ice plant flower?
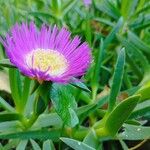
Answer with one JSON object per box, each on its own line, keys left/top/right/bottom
{"left": 83, "top": 0, "right": 92, "bottom": 7}
{"left": 0, "top": 22, "right": 91, "bottom": 83}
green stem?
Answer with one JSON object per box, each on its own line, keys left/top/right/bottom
{"left": 73, "top": 128, "right": 89, "bottom": 140}
{"left": 23, "top": 113, "right": 38, "bottom": 130}
{"left": 91, "top": 85, "right": 98, "bottom": 102}
{"left": 95, "top": 127, "right": 109, "bottom": 137}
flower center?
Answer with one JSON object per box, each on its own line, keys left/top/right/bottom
{"left": 26, "top": 49, "right": 68, "bottom": 76}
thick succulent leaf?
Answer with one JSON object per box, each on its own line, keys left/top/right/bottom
{"left": 16, "top": 140, "right": 28, "bottom": 150}
{"left": 0, "top": 121, "right": 21, "bottom": 133}
{"left": 9, "top": 69, "right": 23, "bottom": 111}
{"left": 43, "top": 140, "right": 55, "bottom": 150}
{"left": 30, "top": 139, "right": 41, "bottom": 150}
{"left": 0, "top": 96, "right": 15, "bottom": 112}
{"left": 108, "top": 48, "right": 125, "bottom": 111}
{"left": 105, "top": 95, "right": 140, "bottom": 136}
{"left": 121, "top": 0, "right": 138, "bottom": 19}
{"left": 119, "top": 139, "right": 128, "bottom": 150}
{"left": 128, "top": 31, "right": 150, "bottom": 54}
{"left": 91, "top": 39, "right": 105, "bottom": 99}
{"left": 50, "top": 83, "right": 79, "bottom": 127}
{"left": 119, "top": 124, "right": 150, "bottom": 140}
{"left": 33, "top": 113, "right": 62, "bottom": 128}
{"left": 0, "top": 129, "right": 60, "bottom": 140}
{"left": 129, "top": 100, "right": 150, "bottom": 119}
{"left": 96, "top": 0, "right": 121, "bottom": 19}
{"left": 61, "top": 138, "right": 95, "bottom": 150}
{"left": 104, "top": 17, "right": 123, "bottom": 48}
{"left": 70, "top": 78, "right": 91, "bottom": 92}
{"left": 83, "top": 129, "right": 100, "bottom": 149}
{"left": 0, "top": 113, "right": 21, "bottom": 122}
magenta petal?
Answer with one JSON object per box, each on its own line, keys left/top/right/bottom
{"left": 0, "top": 22, "right": 91, "bottom": 83}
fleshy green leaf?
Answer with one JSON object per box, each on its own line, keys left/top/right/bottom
{"left": 136, "top": 82, "right": 150, "bottom": 101}
{"left": 128, "top": 31, "right": 150, "bottom": 54}
{"left": 0, "top": 113, "right": 21, "bottom": 122}
{"left": 118, "top": 35, "right": 149, "bottom": 73}
{"left": 62, "top": 0, "right": 78, "bottom": 16}
{"left": 83, "top": 129, "right": 99, "bottom": 149}
{"left": 0, "top": 96, "right": 15, "bottom": 112}
{"left": 129, "top": 100, "right": 150, "bottom": 119}
{"left": 96, "top": 0, "right": 121, "bottom": 20}
{"left": 0, "top": 129, "right": 60, "bottom": 140}
{"left": 30, "top": 139, "right": 41, "bottom": 150}
{"left": 51, "top": 0, "right": 62, "bottom": 13}
{"left": 50, "top": 83, "right": 79, "bottom": 127}
{"left": 22, "top": 77, "right": 31, "bottom": 106}
{"left": 91, "top": 39, "right": 105, "bottom": 100}
{"left": 119, "top": 139, "right": 128, "bottom": 150}
{"left": 121, "top": 0, "right": 138, "bottom": 19}
{"left": 0, "top": 121, "right": 21, "bottom": 132}
{"left": 3, "top": 139, "right": 19, "bottom": 150}
{"left": 16, "top": 140, "right": 28, "bottom": 150}
{"left": 35, "top": 96, "right": 46, "bottom": 115}
{"left": 104, "top": 17, "right": 123, "bottom": 48}
{"left": 70, "top": 78, "right": 91, "bottom": 92}
{"left": 43, "top": 140, "right": 55, "bottom": 150}
{"left": 130, "top": 14, "right": 150, "bottom": 30}
{"left": 29, "top": 12, "right": 54, "bottom": 20}
{"left": 77, "top": 104, "right": 97, "bottom": 116}
{"left": 108, "top": 48, "right": 126, "bottom": 111}
{"left": 9, "top": 68, "right": 23, "bottom": 112}
{"left": 61, "top": 138, "right": 95, "bottom": 150}
{"left": 119, "top": 124, "right": 150, "bottom": 140}
{"left": 33, "top": 113, "right": 62, "bottom": 128}
{"left": 105, "top": 95, "right": 140, "bottom": 136}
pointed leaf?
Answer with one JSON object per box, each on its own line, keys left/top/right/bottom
{"left": 119, "top": 139, "right": 128, "bottom": 150}
{"left": 104, "top": 17, "right": 123, "bottom": 48}
{"left": 16, "top": 140, "right": 28, "bottom": 150}
{"left": 70, "top": 78, "right": 91, "bottom": 92}
{"left": 0, "top": 113, "right": 21, "bottom": 122}
{"left": 33, "top": 113, "right": 62, "bottom": 128}
{"left": 83, "top": 129, "right": 99, "bottom": 149}
{"left": 0, "top": 129, "right": 60, "bottom": 140}
{"left": 105, "top": 95, "right": 140, "bottom": 136}
{"left": 108, "top": 48, "right": 125, "bottom": 111}
{"left": 0, "top": 121, "right": 21, "bottom": 132}
{"left": 96, "top": 0, "right": 120, "bottom": 19}
{"left": 50, "top": 83, "right": 79, "bottom": 127}
{"left": 0, "top": 96, "right": 15, "bottom": 112}
{"left": 129, "top": 100, "right": 150, "bottom": 119}
{"left": 61, "top": 138, "right": 95, "bottom": 150}
{"left": 22, "top": 77, "right": 31, "bottom": 106}
{"left": 91, "top": 39, "right": 105, "bottom": 99}
{"left": 119, "top": 124, "right": 150, "bottom": 140}
{"left": 43, "top": 140, "right": 55, "bottom": 150}
{"left": 30, "top": 139, "right": 41, "bottom": 150}
{"left": 128, "top": 31, "right": 150, "bottom": 54}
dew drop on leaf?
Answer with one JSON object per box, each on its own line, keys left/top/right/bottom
{"left": 137, "top": 128, "right": 141, "bottom": 131}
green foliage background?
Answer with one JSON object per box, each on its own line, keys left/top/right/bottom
{"left": 0, "top": 0, "right": 150, "bottom": 149}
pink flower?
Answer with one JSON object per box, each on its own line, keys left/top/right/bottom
{"left": 83, "top": 0, "right": 92, "bottom": 7}
{"left": 0, "top": 22, "right": 91, "bottom": 83}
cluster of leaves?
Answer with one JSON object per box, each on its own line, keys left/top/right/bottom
{"left": 0, "top": 0, "right": 150, "bottom": 149}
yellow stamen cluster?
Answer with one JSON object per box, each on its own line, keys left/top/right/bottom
{"left": 26, "top": 49, "right": 68, "bottom": 77}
